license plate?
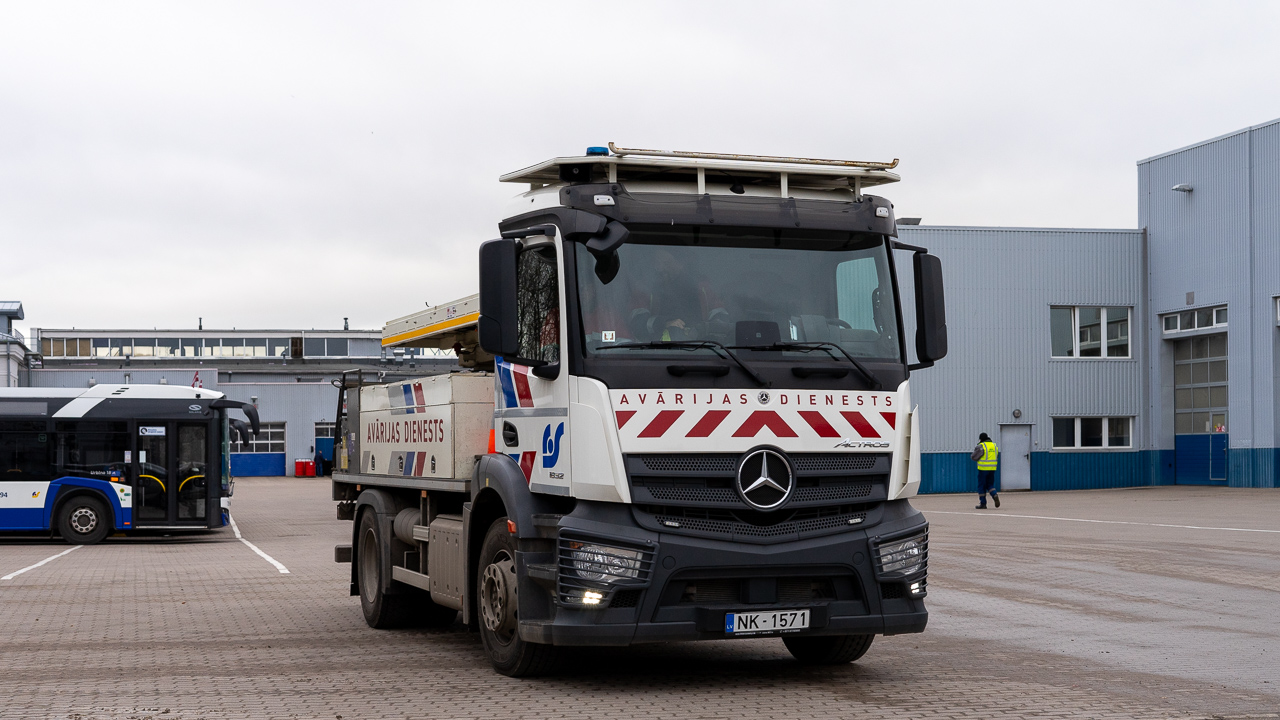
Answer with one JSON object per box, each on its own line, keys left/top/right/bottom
{"left": 725, "top": 609, "right": 810, "bottom": 635}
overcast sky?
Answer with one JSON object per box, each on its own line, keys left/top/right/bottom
{"left": 3, "top": 1, "right": 1280, "bottom": 337}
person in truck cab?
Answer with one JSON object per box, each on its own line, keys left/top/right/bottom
{"left": 628, "top": 248, "right": 728, "bottom": 341}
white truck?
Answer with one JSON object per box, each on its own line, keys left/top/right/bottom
{"left": 332, "top": 144, "right": 948, "bottom": 676}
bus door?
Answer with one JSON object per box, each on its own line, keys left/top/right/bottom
{"left": 134, "top": 422, "right": 211, "bottom": 526}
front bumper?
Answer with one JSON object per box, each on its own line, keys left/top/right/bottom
{"left": 517, "top": 499, "right": 928, "bottom": 647}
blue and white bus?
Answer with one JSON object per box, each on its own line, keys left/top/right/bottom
{"left": 0, "top": 385, "right": 259, "bottom": 544}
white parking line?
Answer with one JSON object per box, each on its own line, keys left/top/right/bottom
{"left": 228, "top": 515, "right": 290, "bottom": 574}
{"left": 2, "top": 546, "right": 82, "bottom": 581}
{"left": 928, "top": 510, "right": 1280, "bottom": 534}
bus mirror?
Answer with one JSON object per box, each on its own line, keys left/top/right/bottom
{"left": 478, "top": 238, "right": 520, "bottom": 357}
{"left": 229, "top": 419, "right": 251, "bottom": 443}
{"left": 210, "top": 399, "right": 261, "bottom": 435}
{"left": 913, "top": 252, "right": 948, "bottom": 365}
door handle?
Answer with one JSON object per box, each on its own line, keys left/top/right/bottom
{"left": 1024, "top": 454, "right": 1029, "bottom": 459}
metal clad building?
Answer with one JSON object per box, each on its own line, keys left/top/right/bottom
{"left": 896, "top": 226, "right": 1147, "bottom": 493}
{"left": 1139, "top": 117, "right": 1280, "bottom": 488}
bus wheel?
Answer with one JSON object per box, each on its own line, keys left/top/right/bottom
{"left": 58, "top": 496, "right": 110, "bottom": 545}
{"left": 783, "top": 634, "right": 874, "bottom": 665}
{"left": 356, "top": 510, "right": 411, "bottom": 628}
{"left": 477, "top": 516, "right": 559, "bottom": 677}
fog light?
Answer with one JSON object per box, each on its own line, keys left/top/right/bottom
{"left": 583, "top": 590, "right": 603, "bottom": 605}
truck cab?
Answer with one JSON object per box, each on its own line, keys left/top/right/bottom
{"left": 334, "top": 144, "right": 947, "bottom": 676}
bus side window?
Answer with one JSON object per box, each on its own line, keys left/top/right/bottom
{"left": 0, "top": 420, "right": 52, "bottom": 482}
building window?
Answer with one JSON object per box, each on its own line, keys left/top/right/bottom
{"left": 314, "top": 422, "right": 335, "bottom": 439}
{"left": 231, "top": 422, "right": 285, "bottom": 454}
{"left": 1051, "top": 307, "right": 1130, "bottom": 358}
{"left": 1052, "top": 417, "right": 1132, "bottom": 449}
{"left": 1162, "top": 304, "right": 1227, "bottom": 334}
{"left": 303, "top": 338, "right": 326, "bottom": 357}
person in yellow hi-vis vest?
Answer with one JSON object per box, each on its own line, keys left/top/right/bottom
{"left": 970, "top": 433, "right": 1001, "bottom": 509}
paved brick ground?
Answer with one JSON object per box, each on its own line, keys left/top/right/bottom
{"left": 1, "top": 480, "right": 1277, "bottom": 719}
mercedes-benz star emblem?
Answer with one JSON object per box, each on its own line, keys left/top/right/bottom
{"left": 736, "top": 448, "right": 794, "bottom": 510}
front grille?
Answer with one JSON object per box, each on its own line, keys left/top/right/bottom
{"left": 638, "top": 504, "right": 869, "bottom": 543}
{"left": 793, "top": 455, "right": 879, "bottom": 472}
{"left": 610, "top": 589, "right": 643, "bottom": 608}
{"left": 672, "top": 578, "right": 839, "bottom": 606}
{"left": 640, "top": 454, "right": 737, "bottom": 473}
{"left": 880, "top": 583, "right": 905, "bottom": 600}
{"left": 642, "top": 483, "right": 738, "bottom": 504}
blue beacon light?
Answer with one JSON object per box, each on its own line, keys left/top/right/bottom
{"left": 586, "top": 146, "right": 609, "bottom": 156}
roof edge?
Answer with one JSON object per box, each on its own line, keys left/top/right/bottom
{"left": 897, "top": 225, "right": 1141, "bottom": 234}
{"left": 1136, "top": 116, "right": 1280, "bottom": 166}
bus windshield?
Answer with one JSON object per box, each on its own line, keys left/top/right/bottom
{"left": 575, "top": 225, "right": 901, "bottom": 363}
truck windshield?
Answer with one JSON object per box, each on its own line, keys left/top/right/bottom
{"left": 575, "top": 225, "right": 901, "bottom": 363}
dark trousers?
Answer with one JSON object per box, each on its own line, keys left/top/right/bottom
{"left": 977, "top": 470, "right": 997, "bottom": 506}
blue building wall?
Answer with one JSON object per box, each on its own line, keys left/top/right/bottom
{"left": 230, "top": 453, "right": 286, "bottom": 477}
{"left": 919, "top": 451, "right": 1175, "bottom": 495}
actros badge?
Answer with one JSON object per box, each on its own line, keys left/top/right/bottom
{"left": 736, "top": 448, "right": 794, "bottom": 510}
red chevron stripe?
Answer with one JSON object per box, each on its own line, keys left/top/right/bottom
{"left": 512, "top": 366, "right": 533, "bottom": 408}
{"left": 519, "top": 451, "right": 536, "bottom": 482}
{"left": 639, "top": 410, "right": 684, "bottom": 438}
{"left": 798, "top": 411, "right": 841, "bottom": 438}
{"left": 685, "top": 410, "right": 730, "bottom": 437}
{"left": 413, "top": 452, "right": 427, "bottom": 476}
{"left": 841, "top": 411, "right": 880, "bottom": 438}
{"left": 615, "top": 410, "right": 636, "bottom": 428}
{"left": 732, "top": 410, "right": 799, "bottom": 438}
{"left": 881, "top": 411, "right": 896, "bottom": 429}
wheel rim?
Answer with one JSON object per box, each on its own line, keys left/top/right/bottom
{"left": 359, "top": 525, "right": 379, "bottom": 604}
{"left": 69, "top": 506, "right": 98, "bottom": 534}
{"left": 480, "top": 550, "right": 518, "bottom": 643}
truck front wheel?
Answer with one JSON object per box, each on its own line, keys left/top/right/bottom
{"left": 477, "top": 516, "right": 559, "bottom": 677}
{"left": 783, "top": 634, "right": 874, "bottom": 664}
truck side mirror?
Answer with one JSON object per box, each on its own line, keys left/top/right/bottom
{"left": 912, "top": 252, "right": 948, "bottom": 367}
{"left": 478, "top": 238, "right": 520, "bottom": 357}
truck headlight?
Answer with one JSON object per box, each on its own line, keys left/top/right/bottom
{"left": 557, "top": 535, "right": 655, "bottom": 608}
{"left": 875, "top": 531, "right": 928, "bottom": 578}
{"left": 567, "top": 541, "right": 644, "bottom": 583}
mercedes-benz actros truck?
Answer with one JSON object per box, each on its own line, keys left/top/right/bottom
{"left": 332, "top": 143, "right": 948, "bottom": 676}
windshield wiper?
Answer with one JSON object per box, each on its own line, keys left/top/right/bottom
{"left": 599, "top": 341, "right": 769, "bottom": 386}
{"left": 732, "top": 341, "right": 883, "bottom": 390}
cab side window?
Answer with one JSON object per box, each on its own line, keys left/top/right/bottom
{"left": 516, "top": 244, "right": 560, "bottom": 364}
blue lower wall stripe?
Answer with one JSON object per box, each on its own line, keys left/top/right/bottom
{"left": 921, "top": 450, "right": 1183, "bottom": 494}
{"left": 229, "top": 453, "right": 287, "bottom": 477}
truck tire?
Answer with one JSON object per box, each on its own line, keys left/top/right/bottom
{"left": 357, "top": 509, "right": 412, "bottom": 628}
{"left": 57, "top": 495, "right": 110, "bottom": 545}
{"left": 477, "top": 516, "right": 560, "bottom": 677}
{"left": 783, "top": 634, "right": 874, "bottom": 665}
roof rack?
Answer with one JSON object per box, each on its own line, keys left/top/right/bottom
{"left": 500, "top": 143, "right": 901, "bottom": 198}
{"left": 606, "top": 143, "right": 898, "bottom": 170}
